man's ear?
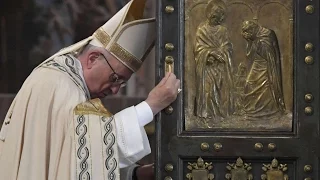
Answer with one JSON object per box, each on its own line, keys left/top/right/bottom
{"left": 87, "top": 52, "right": 100, "bottom": 69}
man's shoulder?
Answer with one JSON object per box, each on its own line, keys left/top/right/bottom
{"left": 216, "top": 24, "right": 228, "bottom": 32}
{"left": 195, "top": 22, "right": 208, "bottom": 32}
{"left": 29, "top": 68, "right": 76, "bottom": 86}
{"left": 18, "top": 68, "right": 83, "bottom": 99}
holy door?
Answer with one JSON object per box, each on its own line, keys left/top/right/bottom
{"left": 156, "top": 0, "right": 319, "bottom": 179}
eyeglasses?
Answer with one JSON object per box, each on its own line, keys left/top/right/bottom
{"left": 99, "top": 53, "right": 127, "bottom": 88}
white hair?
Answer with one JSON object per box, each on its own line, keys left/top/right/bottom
{"left": 77, "top": 44, "right": 102, "bottom": 55}
{"left": 76, "top": 44, "right": 115, "bottom": 60}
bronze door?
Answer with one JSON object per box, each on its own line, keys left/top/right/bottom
{"left": 156, "top": 0, "right": 319, "bottom": 179}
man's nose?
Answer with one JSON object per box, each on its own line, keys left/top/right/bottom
{"left": 110, "top": 85, "right": 120, "bottom": 94}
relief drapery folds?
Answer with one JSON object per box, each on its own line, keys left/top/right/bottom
{"left": 237, "top": 20, "right": 286, "bottom": 120}
{"left": 186, "top": 0, "right": 293, "bottom": 131}
{"left": 194, "top": 0, "right": 234, "bottom": 120}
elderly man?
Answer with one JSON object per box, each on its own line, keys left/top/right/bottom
{"left": 0, "top": 0, "right": 180, "bottom": 180}
{"left": 241, "top": 20, "right": 285, "bottom": 120}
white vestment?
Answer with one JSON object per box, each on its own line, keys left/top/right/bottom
{"left": 0, "top": 54, "right": 152, "bottom": 180}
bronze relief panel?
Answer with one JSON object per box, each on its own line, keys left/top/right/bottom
{"left": 184, "top": 0, "right": 293, "bottom": 131}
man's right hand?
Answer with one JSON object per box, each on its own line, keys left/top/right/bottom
{"left": 145, "top": 72, "right": 180, "bottom": 115}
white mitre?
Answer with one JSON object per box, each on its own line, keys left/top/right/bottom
{"left": 41, "top": 0, "right": 155, "bottom": 72}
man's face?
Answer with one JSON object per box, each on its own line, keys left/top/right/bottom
{"left": 84, "top": 51, "right": 133, "bottom": 98}
{"left": 209, "top": 13, "right": 219, "bottom": 25}
{"left": 241, "top": 28, "right": 254, "bottom": 40}
{"left": 208, "top": 8, "right": 224, "bottom": 25}
{"left": 241, "top": 22, "right": 257, "bottom": 41}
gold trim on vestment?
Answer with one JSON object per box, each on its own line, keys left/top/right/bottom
{"left": 74, "top": 98, "right": 112, "bottom": 117}
{"left": 93, "top": 28, "right": 111, "bottom": 48}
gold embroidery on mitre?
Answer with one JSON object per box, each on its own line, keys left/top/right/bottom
{"left": 109, "top": 42, "right": 142, "bottom": 72}
{"left": 93, "top": 28, "right": 111, "bottom": 48}
{"left": 74, "top": 98, "right": 112, "bottom": 117}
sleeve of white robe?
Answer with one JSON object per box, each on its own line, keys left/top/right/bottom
{"left": 115, "top": 101, "right": 154, "bottom": 168}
